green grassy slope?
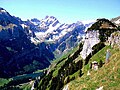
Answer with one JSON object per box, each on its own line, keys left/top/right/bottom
{"left": 36, "top": 44, "right": 84, "bottom": 90}
{"left": 69, "top": 45, "right": 120, "bottom": 90}
{"left": 0, "top": 78, "right": 10, "bottom": 87}
{"left": 36, "top": 42, "right": 106, "bottom": 90}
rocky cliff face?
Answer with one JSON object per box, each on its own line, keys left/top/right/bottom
{"left": 80, "top": 30, "right": 100, "bottom": 59}
{"left": 80, "top": 18, "right": 118, "bottom": 59}
{"left": 108, "top": 31, "right": 120, "bottom": 48}
{"left": 0, "top": 8, "right": 54, "bottom": 77}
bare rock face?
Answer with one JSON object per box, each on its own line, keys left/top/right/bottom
{"left": 108, "top": 31, "right": 120, "bottom": 48}
{"left": 80, "top": 30, "right": 100, "bottom": 59}
{"left": 81, "top": 18, "right": 118, "bottom": 59}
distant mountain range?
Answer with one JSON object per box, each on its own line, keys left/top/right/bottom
{"left": 0, "top": 7, "right": 88, "bottom": 77}
{"left": 0, "top": 7, "right": 119, "bottom": 78}
{"left": 21, "top": 16, "right": 90, "bottom": 57}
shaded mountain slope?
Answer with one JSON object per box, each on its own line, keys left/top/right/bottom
{"left": 0, "top": 7, "right": 54, "bottom": 77}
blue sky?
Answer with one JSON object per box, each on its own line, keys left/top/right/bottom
{"left": 0, "top": 0, "right": 120, "bottom": 24}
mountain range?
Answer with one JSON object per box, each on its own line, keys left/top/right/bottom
{"left": 35, "top": 17, "right": 120, "bottom": 90}
{"left": 21, "top": 16, "right": 87, "bottom": 57}
{"left": 0, "top": 7, "right": 120, "bottom": 90}
{"left": 0, "top": 7, "right": 91, "bottom": 77}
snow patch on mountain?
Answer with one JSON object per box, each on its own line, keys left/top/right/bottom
{"left": 39, "top": 16, "right": 59, "bottom": 29}
{"left": 0, "top": 7, "right": 7, "bottom": 14}
{"left": 0, "top": 9, "right": 6, "bottom": 13}
{"left": 31, "top": 18, "right": 41, "bottom": 26}
{"left": 34, "top": 16, "right": 85, "bottom": 42}
{"left": 22, "top": 15, "right": 93, "bottom": 57}
{"left": 21, "top": 24, "right": 27, "bottom": 29}
{"left": 115, "top": 19, "right": 120, "bottom": 24}
{"left": 46, "top": 21, "right": 61, "bottom": 33}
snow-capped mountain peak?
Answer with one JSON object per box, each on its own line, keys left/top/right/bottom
{"left": 31, "top": 18, "right": 41, "bottom": 25}
{"left": 41, "top": 16, "right": 60, "bottom": 27}
{"left": 0, "top": 7, "right": 10, "bottom": 19}
{"left": 20, "top": 15, "right": 91, "bottom": 57}
{"left": 111, "top": 16, "right": 120, "bottom": 26}
{"left": 33, "top": 16, "right": 86, "bottom": 43}
{"left": 76, "top": 21, "right": 83, "bottom": 25}
{"left": 115, "top": 19, "right": 120, "bottom": 24}
{"left": 45, "top": 16, "right": 58, "bottom": 21}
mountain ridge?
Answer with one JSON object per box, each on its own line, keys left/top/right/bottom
{"left": 0, "top": 7, "right": 54, "bottom": 77}
{"left": 34, "top": 18, "right": 119, "bottom": 90}
{"left": 0, "top": 7, "right": 120, "bottom": 90}
{"left": 21, "top": 15, "right": 87, "bottom": 57}
{"left": 0, "top": 7, "right": 92, "bottom": 77}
